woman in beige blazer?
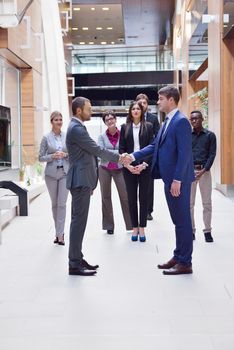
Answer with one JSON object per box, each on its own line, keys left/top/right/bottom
{"left": 39, "top": 111, "right": 69, "bottom": 245}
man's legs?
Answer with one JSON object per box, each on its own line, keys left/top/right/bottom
{"left": 164, "top": 182, "right": 193, "bottom": 266}
{"left": 68, "top": 187, "right": 91, "bottom": 268}
{"left": 190, "top": 180, "right": 198, "bottom": 237}
{"left": 199, "top": 171, "right": 212, "bottom": 233}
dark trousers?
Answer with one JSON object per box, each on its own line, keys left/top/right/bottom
{"left": 147, "top": 177, "right": 154, "bottom": 214}
{"left": 68, "top": 186, "right": 91, "bottom": 268}
{"left": 123, "top": 168, "right": 151, "bottom": 228}
{"left": 164, "top": 181, "right": 193, "bottom": 266}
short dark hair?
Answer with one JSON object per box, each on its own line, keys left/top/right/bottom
{"left": 72, "top": 96, "right": 90, "bottom": 115}
{"left": 136, "top": 93, "right": 149, "bottom": 103}
{"left": 102, "top": 110, "right": 116, "bottom": 123}
{"left": 158, "top": 86, "right": 180, "bottom": 104}
{"left": 190, "top": 110, "right": 203, "bottom": 118}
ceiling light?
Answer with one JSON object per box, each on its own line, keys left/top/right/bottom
{"left": 96, "top": 27, "right": 102, "bottom": 30}
{"left": 74, "top": 7, "right": 80, "bottom": 11}
{"left": 102, "top": 7, "right": 109, "bottom": 11}
{"left": 72, "top": 27, "right": 78, "bottom": 31}
{"left": 89, "top": 42, "right": 94, "bottom": 45}
{"left": 79, "top": 42, "right": 85, "bottom": 45}
{"left": 111, "top": 41, "right": 115, "bottom": 44}
{"left": 91, "top": 7, "right": 95, "bottom": 11}
{"left": 107, "top": 27, "right": 113, "bottom": 30}
{"left": 82, "top": 27, "right": 89, "bottom": 30}
{"left": 101, "top": 41, "right": 107, "bottom": 44}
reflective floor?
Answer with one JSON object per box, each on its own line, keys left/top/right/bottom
{"left": 0, "top": 179, "right": 234, "bottom": 350}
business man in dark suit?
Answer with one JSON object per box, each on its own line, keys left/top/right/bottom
{"left": 66, "top": 97, "right": 120, "bottom": 276}
{"left": 136, "top": 93, "right": 160, "bottom": 221}
{"left": 123, "top": 86, "right": 195, "bottom": 275}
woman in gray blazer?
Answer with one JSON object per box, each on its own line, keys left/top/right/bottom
{"left": 39, "top": 111, "right": 69, "bottom": 245}
{"left": 98, "top": 111, "right": 132, "bottom": 235}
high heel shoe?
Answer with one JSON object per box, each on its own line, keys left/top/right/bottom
{"left": 54, "top": 237, "right": 59, "bottom": 244}
{"left": 139, "top": 235, "right": 146, "bottom": 242}
{"left": 58, "top": 234, "right": 65, "bottom": 246}
{"left": 131, "top": 234, "right": 138, "bottom": 242}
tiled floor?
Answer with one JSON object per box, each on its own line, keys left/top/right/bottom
{"left": 0, "top": 179, "right": 234, "bottom": 350}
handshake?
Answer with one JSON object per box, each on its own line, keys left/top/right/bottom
{"left": 119, "top": 153, "right": 148, "bottom": 175}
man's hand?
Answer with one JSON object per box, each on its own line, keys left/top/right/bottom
{"left": 119, "top": 153, "right": 133, "bottom": 166}
{"left": 195, "top": 169, "right": 206, "bottom": 180}
{"left": 170, "top": 180, "right": 181, "bottom": 197}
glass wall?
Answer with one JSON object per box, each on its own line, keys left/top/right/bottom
{"left": 72, "top": 48, "right": 174, "bottom": 74}
{"left": 0, "top": 58, "right": 21, "bottom": 169}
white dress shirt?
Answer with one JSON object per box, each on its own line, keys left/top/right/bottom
{"left": 163, "top": 108, "right": 178, "bottom": 134}
{"left": 53, "top": 132, "right": 63, "bottom": 166}
{"left": 132, "top": 122, "right": 141, "bottom": 152}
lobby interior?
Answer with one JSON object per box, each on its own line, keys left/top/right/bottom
{"left": 1, "top": 1, "right": 234, "bottom": 349}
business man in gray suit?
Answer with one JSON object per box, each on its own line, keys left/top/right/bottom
{"left": 66, "top": 97, "right": 121, "bottom": 276}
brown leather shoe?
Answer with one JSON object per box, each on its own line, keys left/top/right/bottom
{"left": 157, "top": 258, "right": 177, "bottom": 269}
{"left": 163, "top": 263, "right": 193, "bottom": 275}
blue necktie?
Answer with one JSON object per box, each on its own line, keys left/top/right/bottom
{"left": 159, "top": 117, "right": 169, "bottom": 144}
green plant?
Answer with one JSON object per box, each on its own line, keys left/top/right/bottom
{"left": 19, "top": 165, "right": 25, "bottom": 182}
{"left": 189, "top": 86, "right": 208, "bottom": 126}
{"left": 35, "top": 162, "right": 43, "bottom": 176}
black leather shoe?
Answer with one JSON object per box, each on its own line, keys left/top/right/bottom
{"left": 163, "top": 263, "right": 193, "bottom": 275}
{"left": 158, "top": 258, "right": 177, "bottom": 269}
{"left": 69, "top": 266, "right": 97, "bottom": 276}
{"left": 82, "top": 259, "right": 99, "bottom": 270}
{"left": 147, "top": 213, "right": 153, "bottom": 221}
{"left": 204, "top": 232, "right": 213, "bottom": 242}
{"left": 107, "top": 230, "right": 114, "bottom": 234}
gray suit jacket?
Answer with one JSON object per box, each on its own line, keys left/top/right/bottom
{"left": 66, "top": 118, "right": 119, "bottom": 190}
{"left": 39, "top": 131, "right": 69, "bottom": 177}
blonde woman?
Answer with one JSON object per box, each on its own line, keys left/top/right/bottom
{"left": 39, "top": 111, "right": 69, "bottom": 245}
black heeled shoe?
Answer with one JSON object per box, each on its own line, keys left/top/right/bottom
{"left": 58, "top": 234, "right": 65, "bottom": 245}
{"left": 54, "top": 237, "right": 59, "bottom": 244}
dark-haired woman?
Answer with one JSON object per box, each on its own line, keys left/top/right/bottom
{"left": 119, "top": 101, "right": 154, "bottom": 242}
{"left": 98, "top": 111, "right": 132, "bottom": 234}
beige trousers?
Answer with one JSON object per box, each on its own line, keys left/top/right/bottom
{"left": 45, "top": 168, "right": 69, "bottom": 237}
{"left": 190, "top": 170, "right": 212, "bottom": 234}
{"left": 98, "top": 167, "right": 132, "bottom": 231}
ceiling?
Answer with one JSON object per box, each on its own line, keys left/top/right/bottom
{"left": 70, "top": 0, "right": 175, "bottom": 52}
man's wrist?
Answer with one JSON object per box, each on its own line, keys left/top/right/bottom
{"left": 130, "top": 153, "right": 135, "bottom": 161}
{"left": 173, "top": 179, "right": 181, "bottom": 183}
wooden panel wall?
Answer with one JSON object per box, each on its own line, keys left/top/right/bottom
{"left": 174, "top": 0, "right": 234, "bottom": 186}
{"left": 208, "top": 0, "right": 234, "bottom": 185}
{"left": 221, "top": 39, "right": 234, "bottom": 183}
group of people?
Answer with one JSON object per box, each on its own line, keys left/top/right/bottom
{"left": 39, "top": 85, "right": 216, "bottom": 276}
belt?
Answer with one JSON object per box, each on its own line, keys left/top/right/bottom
{"left": 194, "top": 164, "right": 204, "bottom": 170}
{"left": 57, "top": 166, "right": 63, "bottom": 169}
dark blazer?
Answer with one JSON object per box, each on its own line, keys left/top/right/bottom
{"left": 133, "top": 111, "right": 195, "bottom": 185}
{"left": 66, "top": 118, "right": 119, "bottom": 190}
{"left": 119, "top": 122, "right": 154, "bottom": 165}
{"left": 145, "top": 112, "right": 160, "bottom": 136}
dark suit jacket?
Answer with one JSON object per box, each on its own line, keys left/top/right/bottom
{"left": 145, "top": 112, "right": 160, "bottom": 137}
{"left": 119, "top": 122, "right": 154, "bottom": 165}
{"left": 66, "top": 118, "right": 119, "bottom": 190}
{"left": 133, "top": 111, "right": 195, "bottom": 185}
